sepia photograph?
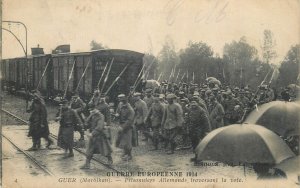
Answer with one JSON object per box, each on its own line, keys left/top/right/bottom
{"left": 1, "top": 0, "right": 299, "bottom": 187}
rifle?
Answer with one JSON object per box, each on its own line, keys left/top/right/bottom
{"left": 97, "top": 60, "right": 109, "bottom": 89}
{"left": 88, "top": 60, "right": 108, "bottom": 104}
{"left": 75, "top": 58, "right": 91, "bottom": 91}
{"left": 133, "top": 63, "right": 146, "bottom": 89}
{"left": 36, "top": 58, "right": 51, "bottom": 90}
{"left": 175, "top": 69, "right": 181, "bottom": 83}
{"left": 133, "top": 59, "right": 155, "bottom": 92}
{"left": 104, "top": 64, "right": 130, "bottom": 95}
{"left": 100, "top": 58, "right": 114, "bottom": 94}
{"left": 180, "top": 72, "right": 186, "bottom": 82}
{"left": 63, "top": 59, "right": 76, "bottom": 99}
{"left": 239, "top": 68, "right": 273, "bottom": 123}
{"left": 157, "top": 72, "right": 163, "bottom": 82}
{"left": 58, "top": 59, "right": 76, "bottom": 118}
{"left": 192, "top": 72, "right": 195, "bottom": 84}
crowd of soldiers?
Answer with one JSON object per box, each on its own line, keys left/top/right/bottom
{"left": 25, "top": 79, "right": 298, "bottom": 169}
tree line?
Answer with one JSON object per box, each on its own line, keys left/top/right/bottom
{"left": 90, "top": 30, "right": 299, "bottom": 90}
{"left": 143, "top": 30, "right": 299, "bottom": 91}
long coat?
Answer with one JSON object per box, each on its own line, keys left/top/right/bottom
{"left": 134, "top": 99, "right": 148, "bottom": 125}
{"left": 27, "top": 99, "right": 49, "bottom": 138}
{"left": 116, "top": 103, "right": 135, "bottom": 150}
{"left": 97, "top": 102, "right": 111, "bottom": 126}
{"left": 57, "top": 108, "right": 80, "bottom": 149}
{"left": 209, "top": 102, "right": 225, "bottom": 130}
{"left": 162, "top": 102, "right": 184, "bottom": 130}
{"left": 188, "top": 104, "right": 211, "bottom": 149}
{"left": 147, "top": 101, "right": 165, "bottom": 128}
{"left": 85, "top": 111, "right": 112, "bottom": 157}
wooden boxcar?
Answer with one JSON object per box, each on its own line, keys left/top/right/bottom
{"left": 2, "top": 49, "right": 144, "bottom": 104}
{"left": 52, "top": 52, "right": 92, "bottom": 98}
{"left": 91, "top": 49, "right": 144, "bottom": 102}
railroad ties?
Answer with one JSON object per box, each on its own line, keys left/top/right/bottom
{"left": 1, "top": 108, "right": 121, "bottom": 176}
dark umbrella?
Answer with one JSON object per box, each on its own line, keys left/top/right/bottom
{"left": 275, "top": 156, "right": 300, "bottom": 178}
{"left": 244, "top": 101, "right": 300, "bottom": 137}
{"left": 196, "top": 124, "right": 295, "bottom": 165}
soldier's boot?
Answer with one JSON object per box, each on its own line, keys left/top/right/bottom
{"left": 68, "top": 148, "right": 74, "bottom": 157}
{"left": 79, "top": 130, "right": 85, "bottom": 141}
{"left": 107, "top": 155, "right": 113, "bottom": 165}
{"left": 150, "top": 140, "right": 159, "bottom": 151}
{"left": 27, "top": 145, "right": 38, "bottom": 151}
{"left": 36, "top": 139, "right": 41, "bottom": 149}
{"left": 46, "top": 137, "right": 53, "bottom": 148}
{"left": 190, "top": 155, "right": 197, "bottom": 162}
{"left": 28, "top": 138, "right": 38, "bottom": 151}
{"left": 167, "top": 143, "right": 176, "bottom": 155}
{"left": 122, "top": 149, "right": 132, "bottom": 161}
{"left": 80, "top": 158, "right": 91, "bottom": 169}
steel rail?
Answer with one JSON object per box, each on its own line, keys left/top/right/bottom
{"left": 1, "top": 108, "right": 121, "bottom": 173}
{"left": 2, "top": 133, "right": 54, "bottom": 176}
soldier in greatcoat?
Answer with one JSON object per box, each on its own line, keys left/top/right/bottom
{"left": 80, "top": 106, "right": 113, "bottom": 169}
{"left": 115, "top": 94, "right": 135, "bottom": 161}
{"left": 143, "top": 89, "right": 154, "bottom": 108}
{"left": 88, "top": 89, "right": 101, "bottom": 108}
{"left": 27, "top": 91, "right": 53, "bottom": 150}
{"left": 162, "top": 94, "right": 184, "bottom": 154}
{"left": 70, "top": 92, "right": 86, "bottom": 140}
{"left": 188, "top": 100, "right": 211, "bottom": 162}
{"left": 56, "top": 99, "right": 82, "bottom": 158}
{"left": 96, "top": 94, "right": 111, "bottom": 126}
{"left": 209, "top": 94, "right": 225, "bottom": 130}
{"left": 223, "top": 91, "right": 242, "bottom": 125}
{"left": 133, "top": 92, "right": 148, "bottom": 144}
{"left": 145, "top": 93, "right": 165, "bottom": 150}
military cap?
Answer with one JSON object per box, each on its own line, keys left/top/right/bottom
{"left": 190, "top": 100, "right": 198, "bottom": 105}
{"left": 260, "top": 85, "right": 268, "bottom": 90}
{"left": 179, "top": 91, "right": 185, "bottom": 95}
{"left": 166, "top": 93, "right": 176, "bottom": 99}
{"left": 200, "top": 89, "right": 206, "bottom": 92}
{"left": 193, "top": 92, "right": 200, "bottom": 96}
{"left": 118, "top": 94, "right": 126, "bottom": 98}
{"left": 159, "top": 94, "right": 165, "bottom": 99}
{"left": 60, "top": 98, "right": 69, "bottom": 105}
{"left": 223, "top": 90, "right": 232, "bottom": 95}
{"left": 145, "top": 88, "right": 152, "bottom": 93}
{"left": 203, "top": 84, "right": 208, "bottom": 88}
{"left": 234, "top": 87, "right": 239, "bottom": 90}
{"left": 133, "top": 92, "right": 141, "bottom": 97}
{"left": 212, "top": 87, "right": 219, "bottom": 91}
{"left": 180, "top": 98, "right": 189, "bottom": 103}
{"left": 33, "top": 90, "right": 42, "bottom": 98}
{"left": 239, "top": 89, "right": 246, "bottom": 94}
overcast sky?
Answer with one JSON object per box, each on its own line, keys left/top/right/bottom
{"left": 2, "top": 0, "right": 300, "bottom": 63}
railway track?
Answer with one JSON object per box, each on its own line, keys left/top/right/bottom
{"left": 1, "top": 108, "right": 121, "bottom": 173}
{"left": 2, "top": 133, "right": 54, "bottom": 176}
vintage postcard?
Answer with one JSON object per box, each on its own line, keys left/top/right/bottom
{"left": 1, "top": 0, "right": 300, "bottom": 188}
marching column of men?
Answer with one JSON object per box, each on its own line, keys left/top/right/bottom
{"left": 26, "top": 81, "right": 295, "bottom": 167}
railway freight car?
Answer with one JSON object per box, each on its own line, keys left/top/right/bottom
{"left": 2, "top": 49, "right": 144, "bottom": 104}
{"left": 52, "top": 49, "right": 144, "bottom": 103}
